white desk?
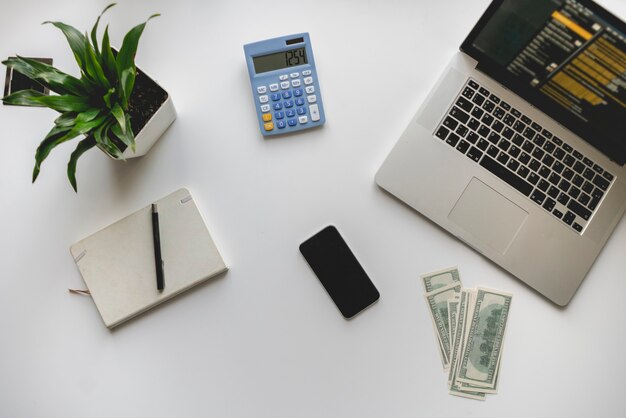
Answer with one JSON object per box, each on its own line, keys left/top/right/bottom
{"left": 1, "top": 1, "right": 625, "bottom": 417}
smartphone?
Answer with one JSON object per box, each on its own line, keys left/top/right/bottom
{"left": 299, "top": 226, "right": 380, "bottom": 319}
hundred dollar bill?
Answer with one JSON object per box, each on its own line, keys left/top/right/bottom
{"left": 447, "top": 299, "right": 460, "bottom": 351}
{"left": 421, "top": 266, "right": 462, "bottom": 293}
{"left": 424, "top": 282, "right": 462, "bottom": 368}
{"left": 456, "top": 287, "right": 512, "bottom": 390}
{"left": 448, "top": 290, "right": 486, "bottom": 400}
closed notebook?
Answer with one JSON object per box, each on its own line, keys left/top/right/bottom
{"left": 70, "top": 188, "right": 228, "bottom": 328}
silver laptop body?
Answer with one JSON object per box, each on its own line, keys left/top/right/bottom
{"left": 376, "top": 1, "right": 626, "bottom": 306}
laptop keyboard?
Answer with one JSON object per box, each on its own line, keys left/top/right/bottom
{"left": 434, "top": 79, "right": 615, "bottom": 234}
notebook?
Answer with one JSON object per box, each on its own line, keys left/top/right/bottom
{"left": 70, "top": 188, "right": 228, "bottom": 328}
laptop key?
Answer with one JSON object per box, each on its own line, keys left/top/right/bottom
{"left": 493, "top": 107, "right": 506, "bottom": 119}
{"left": 456, "top": 139, "right": 470, "bottom": 154}
{"left": 592, "top": 164, "right": 603, "bottom": 175}
{"left": 477, "top": 138, "right": 489, "bottom": 151}
{"left": 468, "top": 118, "right": 480, "bottom": 130}
{"left": 489, "top": 93, "right": 501, "bottom": 104}
{"left": 552, "top": 161, "right": 565, "bottom": 174}
{"left": 548, "top": 173, "right": 561, "bottom": 186}
{"left": 538, "top": 179, "right": 550, "bottom": 192}
{"left": 466, "top": 146, "right": 483, "bottom": 162}
{"left": 502, "top": 127, "right": 515, "bottom": 139}
{"left": 543, "top": 197, "right": 556, "bottom": 212}
{"left": 479, "top": 87, "right": 490, "bottom": 96}
{"left": 582, "top": 168, "right": 595, "bottom": 181}
{"left": 435, "top": 126, "right": 449, "bottom": 140}
{"left": 519, "top": 152, "right": 531, "bottom": 165}
{"left": 553, "top": 209, "right": 563, "bottom": 219}
{"left": 558, "top": 179, "right": 571, "bottom": 192}
{"left": 446, "top": 133, "right": 460, "bottom": 147}
{"left": 443, "top": 117, "right": 458, "bottom": 130}
{"left": 531, "top": 190, "right": 546, "bottom": 205}
{"left": 456, "top": 125, "right": 469, "bottom": 138}
{"left": 472, "top": 93, "right": 485, "bottom": 106}
{"left": 488, "top": 132, "right": 501, "bottom": 144}
{"left": 450, "top": 106, "right": 469, "bottom": 124}
{"left": 467, "top": 132, "right": 479, "bottom": 144}
{"left": 507, "top": 159, "right": 520, "bottom": 172}
{"left": 568, "top": 200, "right": 591, "bottom": 220}
{"left": 480, "top": 155, "right": 533, "bottom": 196}
{"left": 501, "top": 101, "right": 511, "bottom": 111}
{"left": 462, "top": 87, "right": 475, "bottom": 99}
{"left": 509, "top": 145, "right": 521, "bottom": 158}
{"left": 578, "top": 193, "right": 591, "bottom": 206}
{"left": 503, "top": 114, "right": 516, "bottom": 126}
{"left": 497, "top": 152, "right": 509, "bottom": 165}
{"left": 512, "top": 134, "right": 524, "bottom": 146}
{"left": 603, "top": 171, "right": 614, "bottom": 181}
{"left": 572, "top": 174, "right": 584, "bottom": 187}
{"left": 562, "top": 168, "right": 574, "bottom": 180}
{"left": 538, "top": 165, "right": 550, "bottom": 178}
{"left": 492, "top": 120, "right": 505, "bottom": 133}
{"left": 482, "top": 114, "right": 495, "bottom": 126}
{"left": 568, "top": 186, "right": 581, "bottom": 199}
{"left": 563, "top": 154, "right": 576, "bottom": 167}
{"left": 517, "top": 165, "right": 530, "bottom": 179}
{"left": 562, "top": 143, "right": 573, "bottom": 153}
{"left": 553, "top": 148, "right": 566, "bottom": 160}
{"left": 487, "top": 145, "right": 499, "bottom": 158}
{"left": 498, "top": 138, "right": 510, "bottom": 151}
{"left": 543, "top": 154, "right": 555, "bottom": 167}
{"left": 563, "top": 211, "right": 576, "bottom": 225}
{"left": 511, "top": 108, "right": 522, "bottom": 118}
{"left": 547, "top": 186, "right": 559, "bottom": 199}
{"left": 557, "top": 192, "right": 569, "bottom": 205}
{"left": 582, "top": 181, "right": 594, "bottom": 194}
{"left": 592, "top": 175, "right": 610, "bottom": 191}
{"left": 456, "top": 97, "right": 473, "bottom": 112}
{"left": 572, "top": 223, "right": 583, "bottom": 233}
{"left": 527, "top": 172, "right": 540, "bottom": 185}
{"left": 468, "top": 80, "right": 479, "bottom": 89}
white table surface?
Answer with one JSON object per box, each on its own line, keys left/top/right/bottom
{"left": 1, "top": 1, "right": 625, "bottom": 417}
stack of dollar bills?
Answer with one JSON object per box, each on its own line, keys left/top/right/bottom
{"left": 421, "top": 267, "right": 512, "bottom": 401}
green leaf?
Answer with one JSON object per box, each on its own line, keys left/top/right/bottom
{"left": 54, "top": 112, "right": 78, "bottom": 127}
{"left": 43, "top": 21, "right": 88, "bottom": 73}
{"left": 110, "top": 113, "right": 135, "bottom": 152}
{"left": 119, "top": 67, "right": 135, "bottom": 109}
{"left": 2, "top": 89, "right": 47, "bottom": 107}
{"left": 101, "top": 25, "right": 118, "bottom": 84}
{"left": 91, "top": 3, "right": 117, "bottom": 57}
{"left": 31, "top": 94, "right": 93, "bottom": 112}
{"left": 32, "top": 125, "right": 74, "bottom": 182}
{"left": 110, "top": 103, "right": 126, "bottom": 134}
{"left": 116, "top": 13, "right": 159, "bottom": 82}
{"left": 94, "top": 119, "right": 124, "bottom": 160}
{"left": 67, "top": 136, "right": 97, "bottom": 192}
{"left": 83, "top": 35, "right": 110, "bottom": 90}
{"left": 3, "top": 56, "right": 86, "bottom": 96}
{"left": 33, "top": 113, "right": 107, "bottom": 182}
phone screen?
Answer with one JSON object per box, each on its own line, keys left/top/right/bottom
{"left": 299, "top": 226, "right": 379, "bottom": 319}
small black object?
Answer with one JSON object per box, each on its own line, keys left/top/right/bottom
{"left": 299, "top": 226, "right": 379, "bottom": 319}
{"left": 152, "top": 204, "right": 165, "bottom": 291}
{"left": 3, "top": 57, "right": 52, "bottom": 104}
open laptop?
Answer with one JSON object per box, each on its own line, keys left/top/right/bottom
{"left": 376, "top": 0, "right": 626, "bottom": 305}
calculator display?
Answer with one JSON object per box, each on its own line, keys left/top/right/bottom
{"left": 253, "top": 47, "right": 308, "bottom": 73}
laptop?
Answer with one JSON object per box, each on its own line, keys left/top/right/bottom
{"left": 376, "top": 0, "right": 626, "bottom": 306}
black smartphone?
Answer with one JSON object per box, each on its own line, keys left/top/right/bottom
{"left": 299, "top": 226, "right": 380, "bottom": 319}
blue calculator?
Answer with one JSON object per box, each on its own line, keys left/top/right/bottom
{"left": 244, "top": 33, "right": 326, "bottom": 136}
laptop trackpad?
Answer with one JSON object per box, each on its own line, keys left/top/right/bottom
{"left": 449, "top": 178, "right": 528, "bottom": 254}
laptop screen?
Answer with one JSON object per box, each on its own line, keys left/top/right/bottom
{"left": 461, "top": 0, "right": 626, "bottom": 165}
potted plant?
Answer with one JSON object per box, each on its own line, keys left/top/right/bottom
{"left": 2, "top": 3, "right": 176, "bottom": 191}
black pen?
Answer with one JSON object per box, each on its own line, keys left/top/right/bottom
{"left": 152, "top": 203, "right": 165, "bottom": 291}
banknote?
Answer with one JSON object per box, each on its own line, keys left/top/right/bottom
{"left": 447, "top": 299, "right": 460, "bottom": 351}
{"left": 424, "top": 282, "right": 462, "bottom": 367}
{"left": 421, "top": 266, "right": 461, "bottom": 293}
{"left": 456, "top": 287, "right": 513, "bottom": 390}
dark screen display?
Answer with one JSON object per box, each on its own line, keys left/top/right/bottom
{"left": 466, "top": 0, "right": 626, "bottom": 164}
{"left": 299, "top": 226, "right": 379, "bottom": 319}
{"left": 253, "top": 47, "right": 308, "bottom": 73}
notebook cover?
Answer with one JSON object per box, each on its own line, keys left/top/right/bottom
{"left": 70, "top": 188, "right": 228, "bottom": 328}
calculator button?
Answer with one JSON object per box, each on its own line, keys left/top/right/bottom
{"left": 291, "top": 79, "right": 301, "bottom": 87}
{"left": 277, "top": 120, "right": 286, "bottom": 129}
{"left": 302, "top": 69, "right": 312, "bottom": 76}
{"left": 295, "top": 98, "right": 305, "bottom": 106}
{"left": 304, "top": 76, "right": 313, "bottom": 85}
{"left": 284, "top": 100, "right": 294, "bottom": 108}
{"left": 262, "top": 113, "right": 272, "bottom": 122}
{"left": 290, "top": 72, "right": 300, "bottom": 78}
{"left": 286, "top": 109, "right": 296, "bottom": 118}
{"left": 274, "top": 111, "right": 284, "bottom": 119}
{"left": 293, "top": 88, "right": 303, "bottom": 97}
{"left": 299, "top": 116, "right": 308, "bottom": 124}
{"left": 264, "top": 122, "right": 274, "bottom": 131}
{"left": 307, "top": 95, "right": 317, "bottom": 104}
{"left": 273, "top": 102, "right": 283, "bottom": 110}
{"left": 279, "top": 74, "right": 289, "bottom": 81}
{"left": 271, "top": 93, "right": 281, "bottom": 101}
{"left": 259, "top": 95, "right": 269, "bottom": 103}
{"left": 288, "top": 119, "right": 297, "bottom": 127}
{"left": 282, "top": 91, "right": 292, "bottom": 99}
{"left": 257, "top": 86, "right": 267, "bottom": 94}
{"left": 260, "top": 104, "right": 270, "bottom": 112}
{"left": 280, "top": 81, "right": 290, "bottom": 89}
{"left": 297, "top": 107, "right": 306, "bottom": 115}
{"left": 305, "top": 86, "right": 315, "bottom": 94}
{"left": 309, "top": 104, "right": 320, "bottom": 121}
{"left": 269, "top": 83, "right": 279, "bottom": 92}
